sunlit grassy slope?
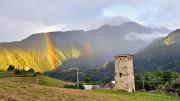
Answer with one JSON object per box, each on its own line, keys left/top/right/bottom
{"left": 0, "top": 48, "right": 80, "bottom": 72}
{"left": 0, "top": 76, "right": 179, "bottom": 101}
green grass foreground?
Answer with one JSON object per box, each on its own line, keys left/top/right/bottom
{"left": 92, "top": 90, "right": 179, "bottom": 101}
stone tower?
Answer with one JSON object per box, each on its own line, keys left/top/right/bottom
{"left": 114, "top": 54, "right": 135, "bottom": 92}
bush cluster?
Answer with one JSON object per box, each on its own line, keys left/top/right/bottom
{"left": 7, "top": 65, "right": 39, "bottom": 77}
{"left": 135, "top": 70, "right": 180, "bottom": 96}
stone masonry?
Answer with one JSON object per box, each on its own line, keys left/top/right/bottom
{"left": 114, "top": 54, "right": 135, "bottom": 92}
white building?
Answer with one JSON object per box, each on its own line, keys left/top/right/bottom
{"left": 83, "top": 85, "right": 93, "bottom": 90}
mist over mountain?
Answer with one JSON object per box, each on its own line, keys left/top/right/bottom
{"left": 103, "top": 29, "right": 180, "bottom": 74}
{"left": 134, "top": 29, "right": 180, "bottom": 73}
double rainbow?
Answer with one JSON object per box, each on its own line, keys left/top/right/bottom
{"left": 44, "top": 32, "right": 93, "bottom": 69}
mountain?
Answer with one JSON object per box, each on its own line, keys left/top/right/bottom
{"left": 134, "top": 29, "right": 180, "bottom": 73}
{"left": 0, "top": 22, "right": 171, "bottom": 72}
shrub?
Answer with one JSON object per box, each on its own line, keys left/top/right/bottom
{"left": 64, "top": 83, "right": 84, "bottom": 89}
{"left": 14, "top": 69, "right": 21, "bottom": 75}
{"left": 64, "top": 84, "right": 76, "bottom": 89}
{"left": 13, "top": 68, "right": 37, "bottom": 77}
{"left": 75, "top": 83, "right": 84, "bottom": 89}
{"left": 165, "top": 79, "right": 180, "bottom": 96}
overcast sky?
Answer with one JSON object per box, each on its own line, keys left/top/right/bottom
{"left": 0, "top": 0, "right": 180, "bottom": 42}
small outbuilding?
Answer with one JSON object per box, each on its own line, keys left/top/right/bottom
{"left": 83, "top": 85, "right": 93, "bottom": 90}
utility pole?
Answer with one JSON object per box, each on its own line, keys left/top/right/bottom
{"left": 36, "top": 73, "right": 39, "bottom": 85}
{"left": 141, "top": 75, "right": 145, "bottom": 91}
{"left": 76, "top": 68, "right": 79, "bottom": 89}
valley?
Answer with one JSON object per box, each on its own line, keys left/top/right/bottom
{"left": 1, "top": 1, "right": 180, "bottom": 100}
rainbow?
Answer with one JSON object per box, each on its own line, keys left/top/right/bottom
{"left": 44, "top": 32, "right": 56, "bottom": 69}
{"left": 44, "top": 32, "right": 93, "bottom": 68}
{"left": 83, "top": 34, "right": 93, "bottom": 64}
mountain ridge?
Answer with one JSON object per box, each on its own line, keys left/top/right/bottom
{"left": 0, "top": 22, "right": 171, "bottom": 72}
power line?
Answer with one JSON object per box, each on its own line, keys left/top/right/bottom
{"left": 81, "top": 71, "right": 114, "bottom": 76}
{"left": 58, "top": 68, "right": 115, "bottom": 76}
{"left": 59, "top": 69, "right": 178, "bottom": 80}
{"left": 79, "top": 72, "right": 113, "bottom": 79}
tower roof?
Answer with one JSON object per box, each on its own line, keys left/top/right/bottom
{"left": 114, "top": 54, "right": 134, "bottom": 58}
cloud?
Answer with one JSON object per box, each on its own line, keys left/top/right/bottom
{"left": 0, "top": 16, "right": 67, "bottom": 42}
{"left": 0, "top": 0, "right": 41, "bottom": 21}
{"left": 39, "top": 24, "right": 68, "bottom": 32}
{"left": 124, "top": 32, "right": 168, "bottom": 42}
{"left": 102, "top": 5, "right": 140, "bottom": 22}
{"left": 0, "top": 0, "right": 180, "bottom": 42}
{"left": 102, "top": 0, "right": 180, "bottom": 29}
{"left": 67, "top": 16, "right": 131, "bottom": 31}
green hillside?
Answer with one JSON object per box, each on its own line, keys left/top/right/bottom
{"left": 0, "top": 72, "right": 74, "bottom": 88}
{"left": 0, "top": 77, "right": 179, "bottom": 101}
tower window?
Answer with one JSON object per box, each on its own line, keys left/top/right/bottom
{"left": 119, "top": 73, "right": 122, "bottom": 78}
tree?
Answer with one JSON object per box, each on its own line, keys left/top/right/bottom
{"left": 135, "top": 75, "right": 144, "bottom": 90}
{"left": 135, "top": 70, "right": 179, "bottom": 91}
{"left": 84, "top": 77, "right": 92, "bottom": 83}
{"left": 7, "top": 65, "right": 15, "bottom": 71}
